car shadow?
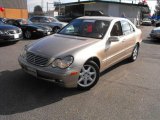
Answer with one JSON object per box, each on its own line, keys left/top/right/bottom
{"left": 21, "top": 38, "right": 37, "bottom": 41}
{"left": 0, "top": 42, "right": 17, "bottom": 47}
{"left": 143, "top": 38, "right": 160, "bottom": 45}
{"left": 0, "top": 69, "right": 83, "bottom": 115}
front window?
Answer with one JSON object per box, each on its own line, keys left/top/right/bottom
{"left": 48, "top": 17, "right": 58, "bottom": 22}
{"left": 121, "top": 20, "right": 135, "bottom": 35}
{"left": 59, "top": 19, "right": 110, "bottom": 39}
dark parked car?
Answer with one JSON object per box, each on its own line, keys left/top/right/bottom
{"left": 6, "top": 19, "right": 52, "bottom": 39}
{"left": 29, "top": 16, "right": 67, "bottom": 33}
{"left": 0, "top": 21, "right": 22, "bottom": 43}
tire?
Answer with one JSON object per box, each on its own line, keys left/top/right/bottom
{"left": 129, "top": 44, "right": 139, "bottom": 62}
{"left": 77, "top": 61, "right": 100, "bottom": 90}
{"left": 24, "top": 30, "right": 32, "bottom": 39}
{"left": 53, "top": 27, "right": 60, "bottom": 33}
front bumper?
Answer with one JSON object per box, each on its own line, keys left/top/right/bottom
{"left": 18, "top": 56, "right": 80, "bottom": 88}
{"left": 0, "top": 33, "right": 23, "bottom": 42}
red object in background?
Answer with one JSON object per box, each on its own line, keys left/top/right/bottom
{"left": 0, "top": 7, "right": 5, "bottom": 12}
{"left": 87, "top": 23, "right": 93, "bottom": 33}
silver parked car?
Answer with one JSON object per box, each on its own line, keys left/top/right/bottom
{"left": 29, "top": 16, "right": 68, "bottom": 33}
{"left": 150, "top": 27, "right": 160, "bottom": 39}
{"left": 19, "top": 16, "right": 142, "bottom": 90}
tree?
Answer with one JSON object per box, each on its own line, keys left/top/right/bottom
{"left": 34, "top": 5, "right": 44, "bottom": 15}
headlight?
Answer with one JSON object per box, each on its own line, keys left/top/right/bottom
{"left": 52, "top": 56, "right": 74, "bottom": 69}
{"left": 20, "top": 46, "right": 27, "bottom": 58}
{"left": 37, "top": 29, "right": 44, "bottom": 31}
{"left": 0, "top": 30, "right": 4, "bottom": 35}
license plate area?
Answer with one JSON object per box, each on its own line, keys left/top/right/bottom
{"left": 14, "top": 34, "right": 19, "bottom": 39}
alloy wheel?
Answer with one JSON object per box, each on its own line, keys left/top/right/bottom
{"left": 78, "top": 64, "right": 97, "bottom": 88}
{"left": 25, "top": 31, "right": 31, "bottom": 39}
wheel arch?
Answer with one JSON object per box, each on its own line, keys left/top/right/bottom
{"left": 85, "top": 57, "right": 101, "bottom": 69}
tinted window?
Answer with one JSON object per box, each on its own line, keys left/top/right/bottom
{"left": 111, "top": 21, "right": 123, "bottom": 36}
{"left": 7, "top": 20, "right": 20, "bottom": 26}
{"left": 59, "top": 19, "right": 110, "bottom": 39}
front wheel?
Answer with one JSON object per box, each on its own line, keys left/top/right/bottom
{"left": 77, "top": 61, "right": 99, "bottom": 90}
{"left": 24, "top": 30, "right": 32, "bottom": 39}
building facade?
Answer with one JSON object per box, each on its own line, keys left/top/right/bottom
{"left": 56, "top": 1, "right": 149, "bottom": 26}
{"left": 0, "top": 0, "right": 28, "bottom": 19}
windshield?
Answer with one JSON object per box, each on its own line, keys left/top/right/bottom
{"left": 59, "top": 19, "right": 110, "bottom": 39}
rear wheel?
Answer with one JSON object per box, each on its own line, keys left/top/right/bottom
{"left": 24, "top": 30, "right": 32, "bottom": 39}
{"left": 129, "top": 44, "right": 139, "bottom": 62}
{"left": 77, "top": 61, "right": 99, "bottom": 90}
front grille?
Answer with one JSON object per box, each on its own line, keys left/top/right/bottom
{"left": 26, "top": 52, "right": 49, "bottom": 66}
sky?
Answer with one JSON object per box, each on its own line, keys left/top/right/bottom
{"left": 27, "top": 0, "right": 157, "bottom": 14}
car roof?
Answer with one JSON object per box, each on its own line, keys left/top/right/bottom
{"left": 78, "top": 16, "right": 124, "bottom": 21}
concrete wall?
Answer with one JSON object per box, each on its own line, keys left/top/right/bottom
{"left": 85, "top": 3, "right": 140, "bottom": 17}
{"left": 84, "top": 2, "right": 141, "bottom": 25}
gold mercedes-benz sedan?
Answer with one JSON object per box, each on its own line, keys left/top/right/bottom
{"left": 19, "top": 16, "right": 142, "bottom": 90}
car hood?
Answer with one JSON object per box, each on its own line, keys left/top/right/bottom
{"left": 28, "top": 34, "right": 99, "bottom": 58}
{"left": 0, "top": 24, "right": 19, "bottom": 30}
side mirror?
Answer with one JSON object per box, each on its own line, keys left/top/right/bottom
{"left": 108, "top": 36, "right": 120, "bottom": 42}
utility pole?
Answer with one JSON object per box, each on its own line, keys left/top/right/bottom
{"left": 47, "top": 2, "right": 55, "bottom": 15}
{"left": 47, "top": 2, "right": 48, "bottom": 13}
{"left": 41, "top": 0, "right": 44, "bottom": 9}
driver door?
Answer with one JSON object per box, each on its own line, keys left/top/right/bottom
{"left": 104, "top": 21, "right": 126, "bottom": 68}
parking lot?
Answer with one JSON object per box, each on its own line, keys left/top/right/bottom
{"left": 0, "top": 26, "right": 160, "bottom": 120}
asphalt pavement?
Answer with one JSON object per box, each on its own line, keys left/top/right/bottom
{"left": 0, "top": 26, "right": 160, "bottom": 120}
